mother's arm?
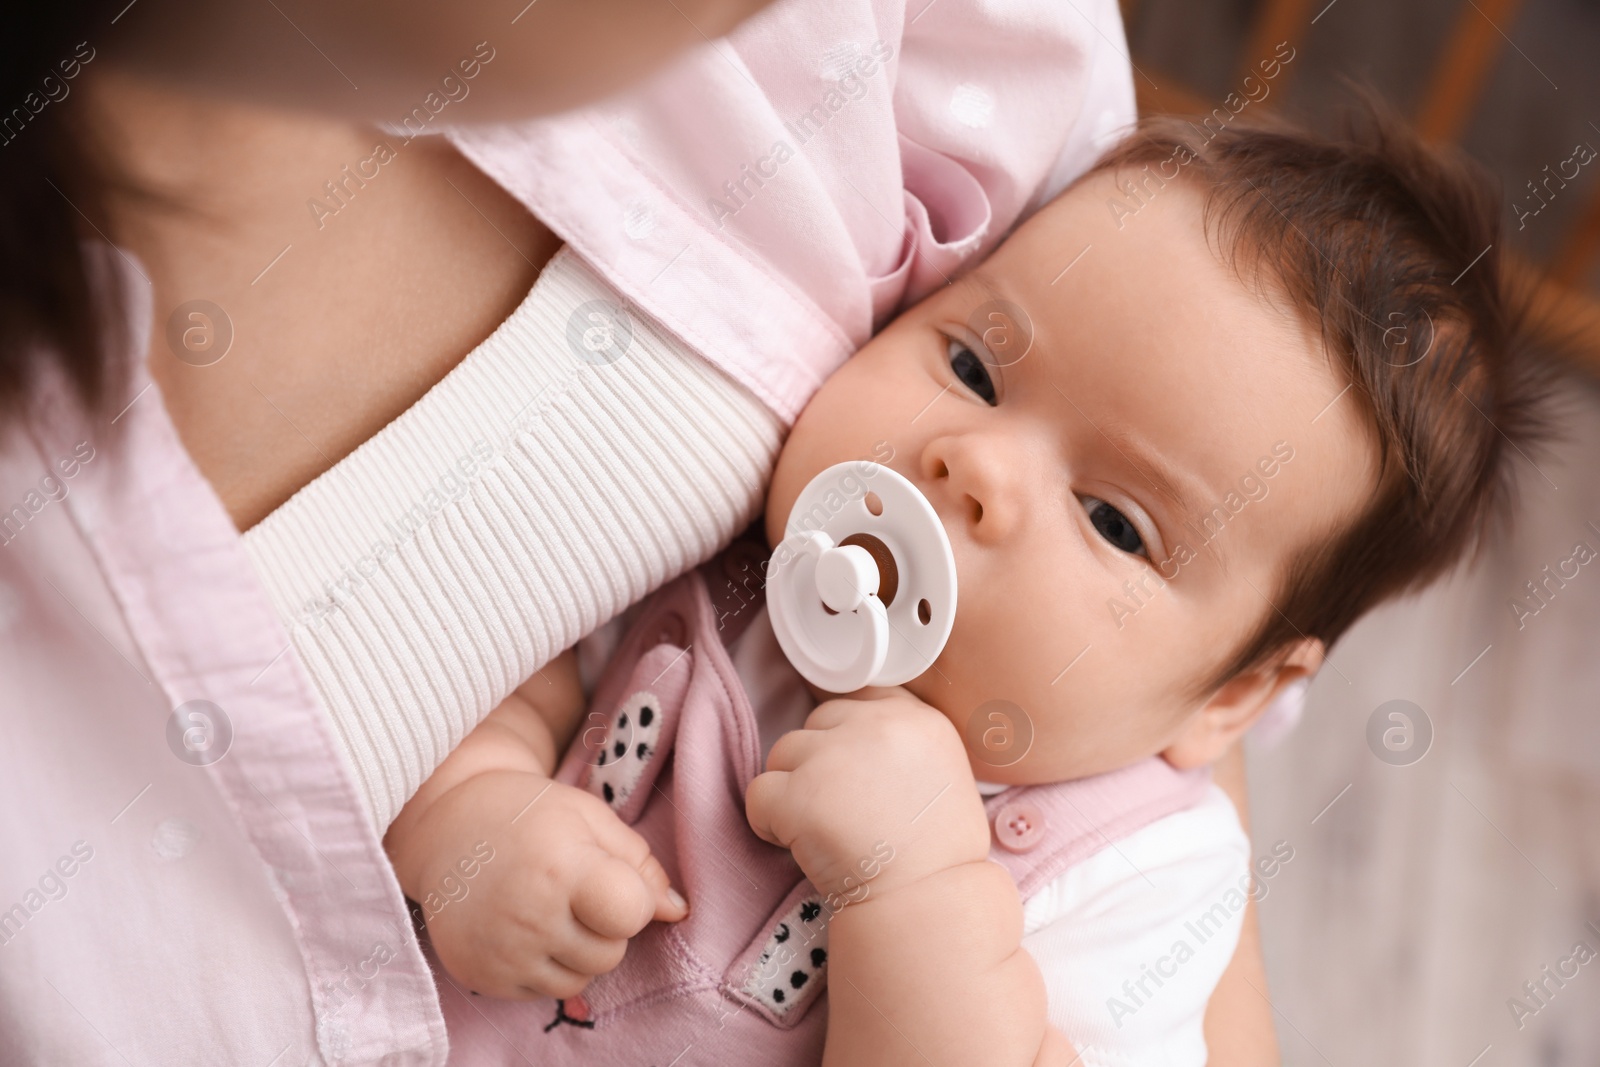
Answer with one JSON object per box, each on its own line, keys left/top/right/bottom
{"left": 1203, "top": 745, "right": 1281, "bottom": 1066}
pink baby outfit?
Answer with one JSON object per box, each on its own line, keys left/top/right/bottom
{"left": 434, "top": 531, "right": 1210, "bottom": 1065}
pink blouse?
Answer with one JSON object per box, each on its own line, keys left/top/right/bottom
{"left": 0, "top": 1, "right": 1133, "bottom": 1061}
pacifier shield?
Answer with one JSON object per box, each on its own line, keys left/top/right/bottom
{"left": 766, "top": 462, "right": 957, "bottom": 692}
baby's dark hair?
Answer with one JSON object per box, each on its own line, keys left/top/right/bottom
{"left": 1086, "top": 101, "right": 1553, "bottom": 700}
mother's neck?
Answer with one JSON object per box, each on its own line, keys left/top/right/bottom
{"left": 80, "top": 65, "right": 558, "bottom": 529}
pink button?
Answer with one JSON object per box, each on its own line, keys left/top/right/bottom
{"left": 993, "top": 801, "right": 1047, "bottom": 853}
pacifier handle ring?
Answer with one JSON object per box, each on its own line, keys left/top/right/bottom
{"left": 768, "top": 531, "right": 890, "bottom": 693}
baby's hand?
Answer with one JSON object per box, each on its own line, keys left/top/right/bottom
{"left": 414, "top": 770, "right": 688, "bottom": 1000}
{"left": 744, "top": 687, "right": 991, "bottom": 904}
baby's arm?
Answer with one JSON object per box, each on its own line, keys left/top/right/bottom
{"left": 384, "top": 648, "right": 688, "bottom": 998}
{"left": 745, "top": 689, "right": 1074, "bottom": 1067}
{"left": 824, "top": 857, "right": 1075, "bottom": 1067}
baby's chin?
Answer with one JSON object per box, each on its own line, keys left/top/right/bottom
{"left": 911, "top": 682, "right": 1087, "bottom": 786}
{"left": 803, "top": 675, "right": 1081, "bottom": 786}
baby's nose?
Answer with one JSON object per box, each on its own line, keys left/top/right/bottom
{"left": 920, "top": 435, "right": 1023, "bottom": 545}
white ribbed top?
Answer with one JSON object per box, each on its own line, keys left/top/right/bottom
{"left": 243, "top": 248, "right": 785, "bottom": 829}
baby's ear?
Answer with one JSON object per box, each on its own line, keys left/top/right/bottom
{"left": 1161, "top": 638, "right": 1323, "bottom": 769}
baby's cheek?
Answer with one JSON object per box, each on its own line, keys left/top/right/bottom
{"left": 922, "top": 541, "right": 1171, "bottom": 775}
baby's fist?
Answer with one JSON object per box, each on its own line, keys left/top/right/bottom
{"left": 744, "top": 688, "right": 990, "bottom": 902}
{"left": 417, "top": 772, "right": 688, "bottom": 1000}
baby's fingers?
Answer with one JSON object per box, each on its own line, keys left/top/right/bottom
{"left": 763, "top": 728, "right": 826, "bottom": 773}
{"left": 514, "top": 956, "right": 593, "bottom": 1002}
{"left": 635, "top": 849, "right": 691, "bottom": 923}
{"left": 548, "top": 922, "right": 628, "bottom": 979}
{"left": 585, "top": 806, "right": 689, "bottom": 925}
{"left": 743, "top": 769, "right": 791, "bottom": 849}
{"left": 572, "top": 853, "right": 673, "bottom": 939}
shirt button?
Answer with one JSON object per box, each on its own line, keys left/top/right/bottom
{"left": 993, "top": 801, "right": 1046, "bottom": 853}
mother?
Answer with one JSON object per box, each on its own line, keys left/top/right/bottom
{"left": 0, "top": 0, "right": 1274, "bottom": 1062}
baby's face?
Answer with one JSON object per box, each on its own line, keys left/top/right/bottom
{"left": 766, "top": 171, "right": 1376, "bottom": 785}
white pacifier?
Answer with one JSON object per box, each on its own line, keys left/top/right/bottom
{"left": 766, "top": 462, "right": 958, "bottom": 692}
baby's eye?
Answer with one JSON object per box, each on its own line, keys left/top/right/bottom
{"left": 1080, "top": 496, "right": 1149, "bottom": 560}
{"left": 947, "top": 338, "right": 997, "bottom": 406}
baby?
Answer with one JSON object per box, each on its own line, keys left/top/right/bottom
{"left": 385, "top": 108, "right": 1543, "bottom": 1066}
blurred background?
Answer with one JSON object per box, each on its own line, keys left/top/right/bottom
{"left": 1122, "top": 1, "right": 1600, "bottom": 1063}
